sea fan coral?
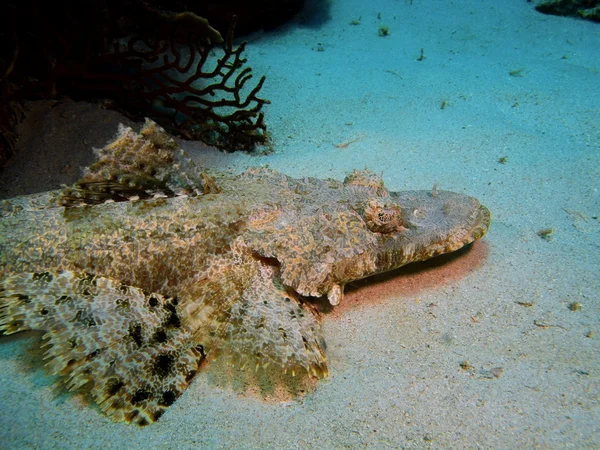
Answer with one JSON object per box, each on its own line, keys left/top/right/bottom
{"left": 0, "top": 0, "right": 270, "bottom": 162}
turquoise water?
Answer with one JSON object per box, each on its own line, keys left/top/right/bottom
{"left": 1, "top": 1, "right": 598, "bottom": 448}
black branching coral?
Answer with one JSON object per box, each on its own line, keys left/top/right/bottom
{"left": 0, "top": 0, "right": 270, "bottom": 159}
{"left": 103, "top": 11, "right": 271, "bottom": 151}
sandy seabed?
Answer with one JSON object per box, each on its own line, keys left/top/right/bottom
{"left": 0, "top": 0, "right": 598, "bottom": 448}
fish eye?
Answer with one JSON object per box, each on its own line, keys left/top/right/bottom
{"left": 360, "top": 198, "right": 404, "bottom": 233}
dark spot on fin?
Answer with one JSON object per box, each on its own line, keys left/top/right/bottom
{"left": 131, "top": 389, "right": 151, "bottom": 404}
{"left": 148, "top": 294, "right": 160, "bottom": 308}
{"left": 160, "top": 390, "right": 177, "bottom": 406}
{"left": 107, "top": 379, "right": 125, "bottom": 396}
{"left": 129, "top": 322, "right": 144, "bottom": 347}
{"left": 152, "top": 329, "right": 168, "bottom": 343}
{"left": 32, "top": 272, "right": 53, "bottom": 283}
{"left": 152, "top": 353, "right": 175, "bottom": 378}
{"left": 163, "top": 301, "right": 181, "bottom": 328}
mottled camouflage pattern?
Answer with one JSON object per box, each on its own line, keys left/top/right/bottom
{"left": 0, "top": 120, "right": 490, "bottom": 425}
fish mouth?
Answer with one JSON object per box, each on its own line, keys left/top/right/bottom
{"left": 413, "top": 196, "right": 491, "bottom": 259}
{"left": 437, "top": 201, "right": 491, "bottom": 256}
{"left": 468, "top": 203, "right": 492, "bottom": 243}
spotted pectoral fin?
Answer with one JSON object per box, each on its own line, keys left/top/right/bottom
{"left": 0, "top": 271, "right": 205, "bottom": 426}
{"left": 183, "top": 239, "right": 328, "bottom": 378}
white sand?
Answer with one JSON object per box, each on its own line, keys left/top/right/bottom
{"left": 1, "top": 0, "right": 598, "bottom": 448}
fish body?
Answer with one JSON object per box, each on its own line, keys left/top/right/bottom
{"left": 0, "top": 120, "right": 490, "bottom": 425}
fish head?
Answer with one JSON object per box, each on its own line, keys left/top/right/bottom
{"left": 244, "top": 170, "right": 490, "bottom": 306}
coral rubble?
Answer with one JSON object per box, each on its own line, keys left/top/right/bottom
{"left": 534, "top": 0, "right": 600, "bottom": 22}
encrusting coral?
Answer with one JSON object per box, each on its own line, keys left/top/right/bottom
{"left": 0, "top": 120, "right": 490, "bottom": 425}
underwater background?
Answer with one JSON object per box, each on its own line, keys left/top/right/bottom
{"left": 0, "top": 0, "right": 598, "bottom": 448}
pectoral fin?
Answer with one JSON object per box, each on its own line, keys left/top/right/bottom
{"left": 183, "top": 238, "right": 329, "bottom": 378}
{"left": 0, "top": 271, "right": 204, "bottom": 425}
